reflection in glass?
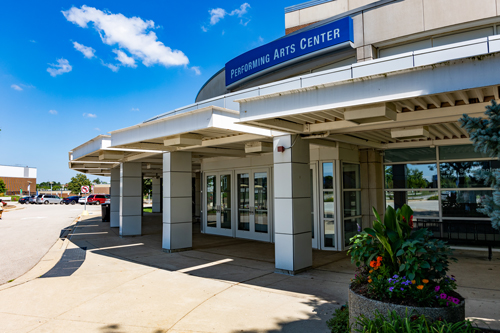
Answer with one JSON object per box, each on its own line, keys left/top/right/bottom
{"left": 254, "top": 172, "right": 268, "bottom": 233}
{"left": 237, "top": 174, "right": 250, "bottom": 231}
{"left": 344, "top": 217, "right": 361, "bottom": 247}
{"left": 343, "top": 164, "right": 360, "bottom": 189}
{"left": 220, "top": 175, "right": 231, "bottom": 229}
{"left": 206, "top": 175, "right": 216, "bottom": 228}
{"left": 385, "top": 147, "right": 436, "bottom": 163}
{"left": 323, "top": 191, "right": 334, "bottom": 218}
{"left": 440, "top": 161, "right": 500, "bottom": 188}
{"left": 325, "top": 220, "right": 335, "bottom": 247}
{"left": 441, "top": 190, "right": 492, "bottom": 218}
{"left": 323, "top": 163, "right": 334, "bottom": 189}
{"left": 439, "top": 145, "right": 490, "bottom": 160}
{"left": 385, "top": 164, "right": 438, "bottom": 189}
{"left": 385, "top": 191, "right": 439, "bottom": 217}
{"left": 343, "top": 191, "right": 361, "bottom": 217}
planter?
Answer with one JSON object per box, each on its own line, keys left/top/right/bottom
{"left": 348, "top": 287, "right": 465, "bottom": 331}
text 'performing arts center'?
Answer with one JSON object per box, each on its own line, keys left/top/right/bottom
{"left": 70, "top": 0, "right": 500, "bottom": 275}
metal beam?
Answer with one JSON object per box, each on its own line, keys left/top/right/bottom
{"left": 427, "top": 95, "right": 442, "bottom": 108}
{"left": 410, "top": 98, "right": 428, "bottom": 110}
{"left": 328, "top": 134, "right": 383, "bottom": 148}
{"left": 443, "top": 93, "right": 456, "bottom": 106}
{"left": 473, "top": 89, "right": 485, "bottom": 103}
{"left": 252, "top": 119, "right": 304, "bottom": 133}
{"left": 457, "top": 91, "right": 470, "bottom": 104}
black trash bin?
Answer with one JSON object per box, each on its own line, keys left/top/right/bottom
{"left": 101, "top": 203, "right": 110, "bottom": 222}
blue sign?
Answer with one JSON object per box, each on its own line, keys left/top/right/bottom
{"left": 225, "top": 16, "right": 353, "bottom": 87}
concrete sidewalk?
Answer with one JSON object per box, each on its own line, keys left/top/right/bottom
{"left": 0, "top": 213, "right": 498, "bottom": 333}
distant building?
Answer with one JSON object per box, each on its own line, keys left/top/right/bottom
{"left": 0, "top": 165, "right": 37, "bottom": 195}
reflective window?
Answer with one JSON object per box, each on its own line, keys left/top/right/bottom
{"left": 385, "top": 147, "right": 436, "bottom": 163}
{"left": 441, "top": 190, "right": 492, "bottom": 218}
{"left": 323, "top": 163, "right": 334, "bottom": 189}
{"left": 385, "top": 191, "right": 439, "bottom": 217}
{"left": 254, "top": 172, "right": 268, "bottom": 233}
{"left": 237, "top": 174, "right": 250, "bottom": 231}
{"left": 343, "top": 191, "right": 361, "bottom": 217}
{"left": 343, "top": 164, "right": 360, "bottom": 189}
{"left": 325, "top": 220, "right": 335, "bottom": 248}
{"left": 385, "top": 164, "right": 438, "bottom": 189}
{"left": 323, "top": 192, "right": 335, "bottom": 218}
{"left": 440, "top": 160, "right": 500, "bottom": 188}
{"left": 439, "top": 145, "right": 491, "bottom": 160}
{"left": 344, "top": 217, "right": 361, "bottom": 247}
{"left": 220, "top": 175, "right": 231, "bottom": 229}
{"left": 206, "top": 175, "right": 216, "bottom": 228}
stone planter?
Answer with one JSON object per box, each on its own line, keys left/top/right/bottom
{"left": 348, "top": 287, "right": 465, "bottom": 331}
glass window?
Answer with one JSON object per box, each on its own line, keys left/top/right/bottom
{"left": 442, "top": 190, "right": 492, "bottom": 218}
{"left": 323, "top": 192, "right": 335, "bottom": 218}
{"left": 220, "top": 175, "right": 231, "bottom": 229}
{"left": 440, "top": 160, "right": 500, "bottom": 188}
{"left": 343, "top": 191, "right": 361, "bottom": 217}
{"left": 323, "top": 163, "right": 334, "bottom": 189}
{"left": 385, "top": 164, "right": 438, "bottom": 189}
{"left": 439, "top": 145, "right": 491, "bottom": 160}
{"left": 254, "top": 172, "right": 268, "bottom": 233}
{"left": 344, "top": 217, "right": 361, "bottom": 247}
{"left": 385, "top": 147, "right": 436, "bottom": 163}
{"left": 343, "top": 164, "right": 360, "bottom": 189}
{"left": 206, "top": 175, "right": 216, "bottom": 228}
{"left": 386, "top": 190, "right": 439, "bottom": 217}
{"left": 237, "top": 174, "right": 250, "bottom": 231}
{"left": 325, "top": 220, "right": 335, "bottom": 248}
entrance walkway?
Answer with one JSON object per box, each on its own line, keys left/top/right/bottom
{"left": 0, "top": 213, "right": 498, "bottom": 332}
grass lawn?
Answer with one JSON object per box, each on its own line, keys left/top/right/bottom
{"left": 143, "top": 207, "right": 152, "bottom": 213}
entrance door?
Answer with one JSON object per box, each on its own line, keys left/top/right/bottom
{"left": 235, "top": 169, "right": 271, "bottom": 242}
{"left": 204, "top": 172, "right": 233, "bottom": 237}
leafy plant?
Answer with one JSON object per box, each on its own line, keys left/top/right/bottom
{"left": 0, "top": 179, "right": 7, "bottom": 195}
{"left": 67, "top": 173, "right": 92, "bottom": 194}
{"left": 353, "top": 310, "right": 480, "bottom": 333}
{"left": 326, "top": 305, "right": 349, "bottom": 333}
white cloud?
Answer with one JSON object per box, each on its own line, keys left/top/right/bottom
{"left": 49, "top": 110, "right": 58, "bottom": 115}
{"left": 209, "top": 8, "right": 227, "bottom": 25}
{"left": 113, "top": 49, "right": 136, "bottom": 67}
{"left": 201, "top": 26, "right": 208, "bottom": 32}
{"left": 62, "top": 6, "right": 189, "bottom": 68}
{"left": 29, "top": 40, "right": 36, "bottom": 43}
{"left": 73, "top": 41, "right": 95, "bottom": 58}
{"left": 11, "top": 84, "right": 22, "bottom": 91}
{"left": 258, "top": 36, "right": 264, "bottom": 43}
{"left": 131, "top": 108, "right": 140, "bottom": 111}
{"left": 208, "top": 3, "right": 251, "bottom": 27}
{"left": 94, "top": 127, "right": 101, "bottom": 131}
{"left": 83, "top": 113, "right": 97, "bottom": 118}
{"left": 102, "top": 62, "right": 119, "bottom": 72}
{"left": 47, "top": 58, "right": 72, "bottom": 77}
{"left": 191, "top": 66, "right": 201, "bottom": 75}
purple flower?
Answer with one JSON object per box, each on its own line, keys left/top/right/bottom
{"left": 440, "top": 293, "right": 447, "bottom": 299}
{"left": 400, "top": 288, "right": 404, "bottom": 291}
{"left": 452, "top": 298, "right": 460, "bottom": 305}
{"left": 389, "top": 287, "right": 394, "bottom": 292}
{"left": 435, "top": 286, "right": 440, "bottom": 292}
{"left": 357, "top": 224, "right": 361, "bottom": 232}
{"left": 393, "top": 275, "right": 399, "bottom": 279}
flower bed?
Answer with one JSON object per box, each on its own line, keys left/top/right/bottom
{"left": 347, "top": 204, "right": 466, "bottom": 330}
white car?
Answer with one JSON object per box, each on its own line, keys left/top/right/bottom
{"left": 78, "top": 196, "right": 88, "bottom": 204}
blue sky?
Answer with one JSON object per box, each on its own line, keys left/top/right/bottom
{"left": 0, "top": 0, "right": 299, "bottom": 184}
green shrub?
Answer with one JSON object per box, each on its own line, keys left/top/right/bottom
{"left": 354, "top": 310, "right": 480, "bottom": 333}
{"left": 427, "top": 195, "right": 439, "bottom": 200}
{"left": 326, "top": 305, "right": 349, "bottom": 333}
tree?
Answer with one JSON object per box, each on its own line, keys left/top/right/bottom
{"left": 460, "top": 100, "right": 500, "bottom": 230}
{"left": 67, "top": 173, "right": 92, "bottom": 194}
{"left": 93, "top": 178, "right": 102, "bottom": 184}
{"left": 143, "top": 178, "right": 152, "bottom": 197}
{"left": 0, "top": 179, "right": 7, "bottom": 195}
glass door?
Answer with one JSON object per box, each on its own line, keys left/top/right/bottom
{"left": 204, "top": 172, "right": 233, "bottom": 237}
{"left": 311, "top": 163, "right": 319, "bottom": 249}
{"left": 236, "top": 168, "right": 271, "bottom": 242}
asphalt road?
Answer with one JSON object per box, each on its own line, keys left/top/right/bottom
{"left": 0, "top": 202, "right": 101, "bottom": 285}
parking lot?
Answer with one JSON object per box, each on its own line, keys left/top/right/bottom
{"left": 0, "top": 203, "right": 101, "bottom": 285}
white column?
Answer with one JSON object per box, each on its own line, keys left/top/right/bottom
{"left": 152, "top": 177, "right": 161, "bottom": 213}
{"left": 110, "top": 167, "right": 120, "bottom": 227}
{"left": 163, "top": 152, "right": 192, "bottom": 252}
{"left": 119, "top": 162, "right": 142, "bottom": 236}
{"left": 273, "top": 135, "right": 312, "bottom": 275}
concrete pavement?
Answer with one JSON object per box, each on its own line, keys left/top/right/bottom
{"left": 0, "top": 203, "right": 101, "bottom": 285}
{"left": 0, "top": 212, "right": 498, "bottom": 332}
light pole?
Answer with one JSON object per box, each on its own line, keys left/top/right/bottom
{"left": 27, "top": 181, "right": 31, "bottom": 196}
{"left": 50, "top": 181, "right": 53, "bottom": 194}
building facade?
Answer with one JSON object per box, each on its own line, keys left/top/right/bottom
{"left": 69, "top": 0, "right": 500, "bottom": 274}
{"left": 0, "top": 165, "right": 37, "bottom": 196}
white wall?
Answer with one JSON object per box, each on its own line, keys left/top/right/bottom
{"left": 0, "top": 165, "right": 37, "bottom": 178}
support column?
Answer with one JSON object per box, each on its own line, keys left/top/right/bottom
{"left": 163, "top": 152, "right": 192, "bottom": 252}
{"left": 360, "top": 150, "right": 385, "bottom": 229}
{"left": 110, "top": 167, "right": 120, "bottom": 228}
{"left": 152, "top": 177, "right": 161, "bottom": 213}
{"left": 273, "top": 135, "right": 312, "bottom": 275}
{"left": 119, "top": 162, "right": 142, "bottom": 236}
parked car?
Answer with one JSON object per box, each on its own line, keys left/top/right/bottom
{"left": 36, "top": 194, "right": 62, "bottom": 205}
{"left": 18, "top": 196, "right": 31, "bottom": 204}
{"left": 79, "top": 196, "right": 88, "bottom": 205}
{"left": 87, "top": 194, "right": 108, "bottom": 205}
{"left": 1, "top": 200, "right": 6, "bottom": 207}
{"left": 28, "top": 195, "right": 37, "bottom": 204}
{"left": 62, "top": 196, "right": 81, "bottom": 205}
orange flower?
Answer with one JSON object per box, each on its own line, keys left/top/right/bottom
{"left": 417, "top": 285, "right": 424, "bottom": 290}
{"left": 370, "top": 261, "right": 376, "bottom": 268}
{"left": 368, "top": 279, "right": 373, "bottom": 283}
{"left": 411, "top": 280, "right": 416, "bottom": 284}
{"left": 422, "top": 279, "right": 429, "bottom": 284}
{"left": 377, "top": 256, "right": 383, "bottom": 262}
{"left": 369, "top": 270, "right": 373, "bottom": 273}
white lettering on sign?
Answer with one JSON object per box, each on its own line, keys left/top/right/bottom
{"left": 300, "top": 28, "right": 340, "bottom": 50}
{"left": 231, "top": 54, "right": 271, "bottom": 79}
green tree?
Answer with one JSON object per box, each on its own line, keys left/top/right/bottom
{"left": 460, "top": 100, "right": 500, "bottom": 230}
{"left": 143, "top": 178, "right": 152, "bottom": 197}
{"left": 67, "top": 174, "right": 92, "bottom": 194}
{"left": 93, "top": 178, "right": 102, "bottom": 184}
{"left": 407, "top": 168, "right": 428, "bottom": 189}
{"left": 0, "top": 179, "right": 7, "bottom": 194}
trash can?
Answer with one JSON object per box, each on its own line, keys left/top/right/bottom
{"left": 101, "top": 203, "right": 110, "bottom": 222}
